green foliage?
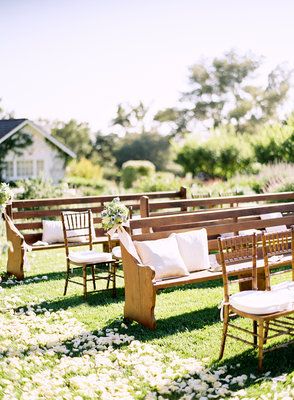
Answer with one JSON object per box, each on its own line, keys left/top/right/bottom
{"left": 0, "top": 182, "right": 13, "bottom": 208}
{"left": 114, "top": 132, "right": 172, "bottom": 170}
{"left": 16, "top": 178, "right": 65, "bottom": 200}
{"left": 176, "top": 129, "right": 254, "bottom": 180}
{"left": 121, "top": 160, "right": 155, "bottom": 189}
{"left": 156, "top": 50, "right": 291, "bottom": 135}
{"left": 66, "top": 158, "right": 103, "bottom": 180}
{"left": 253, "top": 123, "right": 293, "bottom": 164}
{"left": 65, "top": 176, "right": 107, "bottom": 196}
{"left": 133, "top": 172, "right": 186, "bottom": 192}
{"left": 51, "top": 119, "right": 92, "bottom": 160}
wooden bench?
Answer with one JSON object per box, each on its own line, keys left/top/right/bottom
{"left": 4, "top": 187, "right": 187, "bottom": 279}
{"left": 140, "top": 191, "right": 294, "bottom": 218}
{"left": 121, "top": 202, "right": 294, "bottom": 329}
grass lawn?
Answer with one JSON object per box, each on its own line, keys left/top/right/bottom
{"left": 0, "top": 246, "right": 293, "bottom": 399}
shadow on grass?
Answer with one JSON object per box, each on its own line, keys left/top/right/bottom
{"left": 216, "top": 343, "right": 294, "bottom": 377}
{"left": 104, "top": 304, "right": 220, "bottom": 341}
{"left": 12, "top": 286, "right": 125, "bottom": 314}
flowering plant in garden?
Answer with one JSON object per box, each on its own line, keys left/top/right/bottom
{"left": 101, "top": 197, "right": 129, "bottom": 230}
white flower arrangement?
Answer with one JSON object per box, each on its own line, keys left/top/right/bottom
{"left": 101, "top": 197, "right": 129, "bottom": 231}
{"left": 0, "top": 182, "right": 13, "bottom": 210}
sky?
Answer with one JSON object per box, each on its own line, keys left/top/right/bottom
{"left": 1, "top": 0, "right": 294, "bottom": 132}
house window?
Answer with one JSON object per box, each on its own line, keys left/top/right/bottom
{"left": 36, "top": 160, "right": 44, "bottom": 176}
{"left": 3, "top": 161, "right": 14, "bottom": 180}
{"left": 16, "top": 160, "right": 33, "bottom": 178}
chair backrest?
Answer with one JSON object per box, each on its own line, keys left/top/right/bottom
{"left": 218, "top": 234, "right": 257, "bottom": 302}
{"left": 262, "top": 227, "right": 294, "bottom": 290}
{"left": 61, "top": 210, "right": 94, "bottom": 256}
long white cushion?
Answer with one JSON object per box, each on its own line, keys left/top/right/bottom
{"left": 134, "top": 236, "right": 189, "bottom": 280}
{"left": 172, "top": 229, "right": 210, "bottom": 272}
{"left": 260, "top": 212, "right": 287, "bottom": 233}
{"left": 271, "top": 281, "right": 294, "bottom": 291}
{"left": 230, "top": 289, "right": 294, "bottom": 315}
{"left": 69, "top": 250, "right": 113, "bottom": 264}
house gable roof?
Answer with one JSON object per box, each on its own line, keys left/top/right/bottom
{"left": 0, "top": 119, "right": 76, "bottom": 158}
{"left": 0, "top": 119, "right": 27, "bottom": 140}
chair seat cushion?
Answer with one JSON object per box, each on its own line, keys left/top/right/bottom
{"left": 230, "top": 290, "right": 294, "bottom": 315}
{"left": 112, "top": 246, "right": 122, "bottom": 259}
{"left": 69, "top": 250, "right": 113, "bottom": 264}
{"left": 272, "top": 280, "right": 294, "bottom": 291}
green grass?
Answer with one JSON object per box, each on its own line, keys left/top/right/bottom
{"left": 0, "top": 247, "right": 293, "bottom": 399}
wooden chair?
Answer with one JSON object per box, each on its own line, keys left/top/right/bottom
{"left": 61, "top": 210, "right": 117, "bottom": 298}
{"left": 218, "top": 233, "right": 294, "bottom": 370}
{"left": 262, "top": 227, "right": 294, "bottom": 290}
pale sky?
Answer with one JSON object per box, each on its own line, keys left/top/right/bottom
{"left": 1, "top": 0, "right": 294, "bottom": 132}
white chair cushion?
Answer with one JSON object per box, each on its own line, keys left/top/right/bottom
{"left": 260, "top": 212, "right": 287, "bottom": 233}
{"left": 171, "top": 229, "right": 210, "bottom": 272}
{"left": 134, "top": 236, "right": 189, "bottom": 280}
{"left": 112, "top": 246, "right": 122, "bottom": 259}
{"left": 230, "top": 290, "right": 294, "bottom": 315}
{"left": 69, "top": 250, "right": 113, "bottom": 264}
{"left": 42, "top": 220, "right": 64, "bottom": 244}
{"left": 271, "top": 281, "right": 294, "bottom": 291}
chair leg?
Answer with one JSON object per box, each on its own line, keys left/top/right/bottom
{"left": 258, "top": 321, "right": 265, "bottom": 371}
{"left": 253, "top": 320, "right": 258, "bottom": 347}
{"left": 264, "top": 321, "right": 269, "bottom": 344}
{"left": 64, "top": 262, "right": 70, "bottom": 296}
{"left": 112, "top": 262, "right": 117, "bottom": 298}
{"left": 91, "top": 265, "right": 96, "bottom": 290}
{"left": 83, "top": 265, "right": 87, "bottom": 299}
{"left": 106, "top": 264, "right": 111, "bottom": 289}
{"left": 219, "top": 305, "right": 229, "bottom": 360}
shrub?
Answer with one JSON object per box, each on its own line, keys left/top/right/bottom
{"left": 121, "top": 160, "right": 155, "bottom": 189}
{"left": 133, "top": 172, "right": 192, "bottom": 192}
{"left": 175, "top": 129, "right": 254, "bottom": 180}
{"left": 66, "top": 158, "right": 103, "bottom": 180}
{"left": 246, "top": 163, "right": 294, "bottom": 193}
{"left": 16, "top": 178, "right": 66, "bottom": 200}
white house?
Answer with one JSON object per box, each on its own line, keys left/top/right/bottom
{"left": 0, "top": 119, "right": 76, "bottom": 183}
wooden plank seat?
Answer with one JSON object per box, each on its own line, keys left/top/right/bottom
{"left": 121, "top": 202, "right": 294, "bottom": 329}
{"left": 3, "top": 187, "right": 187, "bottom": 279}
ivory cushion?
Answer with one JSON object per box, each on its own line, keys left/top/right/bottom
{"left": 69, "top": 250, "right": 113, "bottom": 264}
{"left": 172, "top": 229, "right": 210, "bottom": 272}
{"left": 230, "top": 290, "right": 294, "bottom": 315}
{"left": 112, "top": 245, "right": 122, "bottom": 259}
{"left": 260, "top": 212, "right": 287, "bottom": 233}
{"left": 134, "top": 236, "right": 189, "bottom": 280}
{"left": 42, "top": 220, "right": 64, "bottom": 244}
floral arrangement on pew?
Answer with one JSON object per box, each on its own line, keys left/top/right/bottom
{"left": 101, "top": 197, "right": 141, "bottom": 263}
{"left": 101, "top": 197, "right": 129, "bottom": 231}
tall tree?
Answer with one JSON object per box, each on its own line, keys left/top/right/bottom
{"left": 155, "top": 50, "right": 292, "bottom": 134}
{"left": 51, "top": 119, "right": 92, "bottom": 159}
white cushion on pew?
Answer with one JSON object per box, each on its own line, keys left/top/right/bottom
{"left": 172, "top": 229, "right": 210, "bottom": 272}
{"left": 260, "top": 212, "right": 287, "bottom": 233}
{"left": 134, "top": 236, "right": 189, "bottom": 280}
{"left": 230, "top": 289, "right": 294, "bottom": 315}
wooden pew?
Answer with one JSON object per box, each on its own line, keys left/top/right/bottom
{"left": 121, "top": 202, "right": 294, "bottom": 329}
{"left": 4, "top": 187, "right": 187, "bottom": 279}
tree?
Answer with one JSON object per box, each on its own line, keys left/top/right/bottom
{"left": 51, "top": 119, "right": 92, "bottom": 160}
{"left": 91, "top": 131, "right": 118, "bottom": 167}
{"left": 155, "top": 50, "right": 292, "bottom": 134}
{"left": 110, "top": 101, "right": 173, "bottom": 170}
{"left": 114, "top": 132, "right": 172, "bottom": 170}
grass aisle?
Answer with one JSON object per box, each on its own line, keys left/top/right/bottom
{"left": 0, "top": 248, "right": 293, "bottom": 399}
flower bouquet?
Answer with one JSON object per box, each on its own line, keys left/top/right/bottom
{"left": 101, "top": 197, "right": 129, "bottom": 231}
{"left": 0, "top": 182, "right": 13, "bottom": 211}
